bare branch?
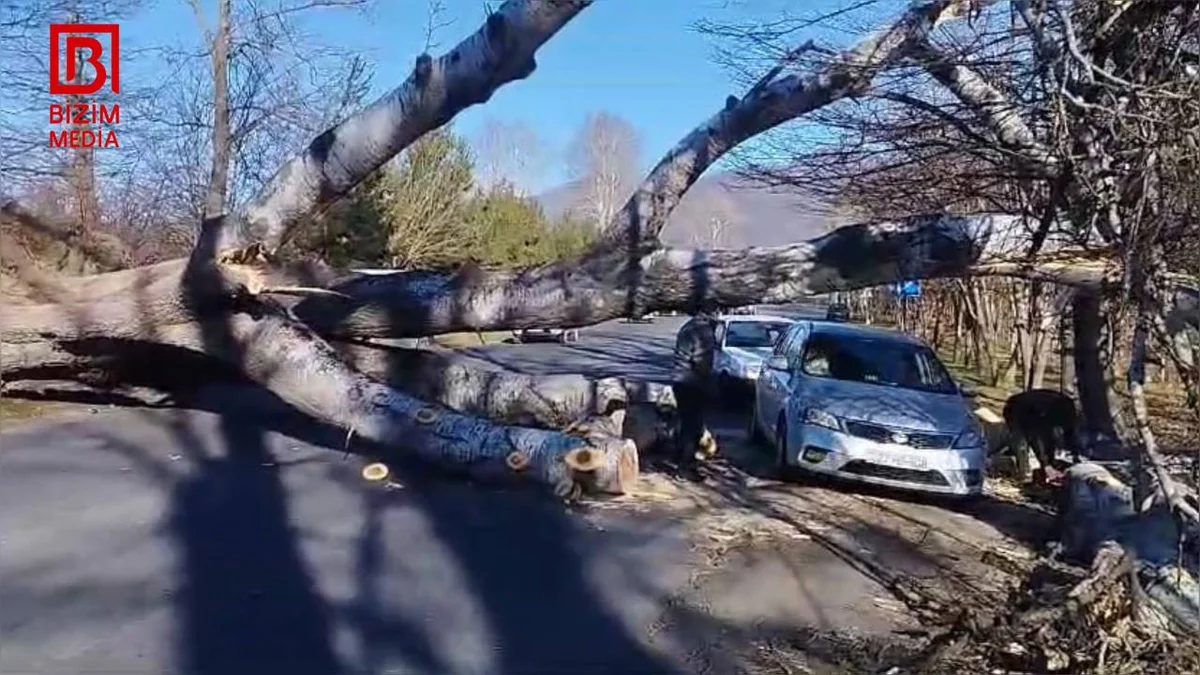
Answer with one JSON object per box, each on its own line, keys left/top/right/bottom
{"left": 597, "top": 0, "right": 1002, "bottom": 251}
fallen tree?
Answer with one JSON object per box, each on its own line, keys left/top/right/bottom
{"left": 4, "top": 0, "right": 1200, "bottom": 659}
{"left": 3, "top": 0, "right": 1196, "bottom": 497}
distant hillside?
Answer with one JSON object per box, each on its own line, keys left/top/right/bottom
{"left": 536, "top": 171, "right": 844, "bottom": 248}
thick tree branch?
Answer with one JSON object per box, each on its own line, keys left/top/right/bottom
{"left": 336, "top": 341, "right": 675, "bottom": 429}
{"left": 910, "top": 42, "right": 1060, "bottom": 175}
{"left": 290, "top": 212, "right": 1117, "bottom": 338}
{"left": 2, "top": 300, "right": 638, "bottom": 495}
{"left": 230, "top": 0, "right": 592, "bottom": 252}
{"left": 596, "top": 0, "right": 1001, "bottom": 252}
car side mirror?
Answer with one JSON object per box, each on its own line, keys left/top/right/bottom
{"left": 957, "top": 381, "right": 979, "bottom": 398}
{"left": 765, "top": 355, "right": 789, "bottom": 372}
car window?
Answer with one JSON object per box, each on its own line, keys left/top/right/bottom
{"left": 800, "top": 332, "right": 957, "bottom": 394}
{"left": 724, "top": 321, "right": 791, "bottom": 349}
{"left": 772, "top": 323, "right": 807, "bottom": 368}
{"left": 773, "top": 324, "right": 799, "bottom": 356}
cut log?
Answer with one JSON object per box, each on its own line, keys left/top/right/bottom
{"left": 336, "top": 340, "right": 675, "bottom": 428}
{"left": 0, "top": 250, "right": 639, "bottom": 495}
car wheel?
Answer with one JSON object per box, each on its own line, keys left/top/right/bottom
{"left": 774, "top": 417, "right": 794, "bottom": 481}
{"left": 747, "top": 399, "right": 767, "bottom": 448}
{"left": 716, "top": 371, "right": 734, "bottom": 401}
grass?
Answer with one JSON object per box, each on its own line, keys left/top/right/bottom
{"left": 934, "top": 344, "right": 1196, "bottom": 454}
{"left": 431, "top": 330, "right": 514, "bottom": 348}
{"left": 0, "top": 397, "right": 71, "bottom": 427}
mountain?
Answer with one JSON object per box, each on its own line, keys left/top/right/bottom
{"left": 535, "top": 171, "right": 843, "bottom": 248}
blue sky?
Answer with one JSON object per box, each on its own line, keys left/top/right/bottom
{"left": 119, "top": 0, "right": 878, "bottom": 192}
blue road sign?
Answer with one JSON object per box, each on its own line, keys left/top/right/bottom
{"left": 891, "top": 280, "right": 921, "bottom": 297}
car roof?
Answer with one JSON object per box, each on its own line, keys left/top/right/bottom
{"left": 715, "top": 314, "right": 795, "bottom": 324}
{"left": 805, "top": 320, "right": 926, "bottom": 345}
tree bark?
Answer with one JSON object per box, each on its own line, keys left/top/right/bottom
{"left": 1059, "top": 303, "right": 1076, "bottom": 397}
{"left": 1073, "top": 290, "right": 1123, "bottom": 452}
{"left": 293, "top": 213, "right": 1113, "bottom": 339}
{"left": 202, "top": 0, "right": 233, "bottom": 220}
{"left": 335, "top": 341, "right": 675, "bottom": 430}
{"left": 6, "top": 0, "right": 1197, "bottom": 501}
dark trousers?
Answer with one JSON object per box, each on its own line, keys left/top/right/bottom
{"left": 672, "top": 381, "right": 708, "bottom": 466}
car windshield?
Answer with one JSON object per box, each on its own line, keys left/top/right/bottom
{"left": 800, "top": 332, "right": 957, "bottom": 394}
{"left": 724, "top": 321, "right": 791, "bottom": 348}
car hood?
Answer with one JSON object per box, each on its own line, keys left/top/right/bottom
{"left": 724, "top": 346, "right": 773, "bottom": 363}
{"left": 802, "top": 377, "right": 973, "bottom": 433}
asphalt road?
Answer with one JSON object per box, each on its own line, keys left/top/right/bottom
{"left": 0, "top": 308, "right": 923, "bottom": 675}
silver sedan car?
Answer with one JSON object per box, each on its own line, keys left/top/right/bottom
{"left": 751, "top": 320, "right": 986, "bottom": 496}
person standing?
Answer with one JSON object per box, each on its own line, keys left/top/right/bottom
{"left": 671, "top": 310, "right": 718, "bottom": 478}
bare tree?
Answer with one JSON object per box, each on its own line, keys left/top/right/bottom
{"left": 148, "top": 0, "right": 372, "bottom": 222}
{"left": 564, "top": 110, "right": 640, "bottom": 228}
{"left": 1, "top": 0, "right": 149, "bottom": 234}
{"left": 700, "top": 0, "right": 1200, "bottom": 641}
{"left": 670, "top": 184, "right": 740, "bottom": 248}
{"left": 473, "top": 117, "right": 548, "bottom": 196}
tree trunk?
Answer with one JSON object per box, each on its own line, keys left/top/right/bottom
{"left": 952, "top": 293, "right": 964, "bottom": 362}
{"left": 1028, "top": 286, "right": 1065, "bottom": 390}
{"left": 1060, "top": 305, "right": 1076, "bottom": 397}
{"left": 67, "top": 10, "right": 100, "bottom": 233}
{"left": 336, "top": 341, "right": 675, "bottom": 431}
{"left": 203, "top": 0, "right": 233, "bottom": 220}
{"left": 1073, "top": 291, "right": 1123, "bottom": 453}
{"left": 931, "top": 286, "right": 944, "bottom": 349}
{"left": 6, "top": 0, "right": 1197, "bottom": 503}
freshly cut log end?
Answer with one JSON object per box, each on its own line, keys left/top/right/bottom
{"left": 564, "top": 447, "right": 600, "bottom": 472}
{"left": 570, "top": 437, "right": 639, "bottom": 497}
{"left": 362, "top": 462, "right": 390, "bottom": 481}
{"left": 505, "top": 450, "right": 530, "bottom": 471}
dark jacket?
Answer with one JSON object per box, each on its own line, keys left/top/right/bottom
{"left": 673, "top": 316, "right": 717, "bottom": 385}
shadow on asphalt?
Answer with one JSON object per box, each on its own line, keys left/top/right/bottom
{"left": 73, "top": 385, "right": 684, "bottom": 675}
{"left": 4, "top": 310, "right": 1049, "bottom": 674}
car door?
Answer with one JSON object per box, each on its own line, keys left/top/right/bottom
{"left": 711, "top": 320, "right": 728, "bottom": 375}
{"left": 757, "top": 322, "right": 806, "bottom": 440}
{"left": 780, "top": 325, "right": 814, "bottom": 433}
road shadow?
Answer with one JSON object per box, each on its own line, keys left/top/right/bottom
{"left": 168, "top": 421, "right": 340, "bottom": 675}
{"left": 165, "top": 225, "right": 343, "bottom": 675}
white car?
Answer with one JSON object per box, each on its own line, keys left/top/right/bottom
{"left": 516, "top": 327, "right": 580, "bottom": 343}
{"left": 710, "top": 314, "right": 796, "bottom": 392}
{"left": 751, "top": 320, "right": 986, "bottom": 496}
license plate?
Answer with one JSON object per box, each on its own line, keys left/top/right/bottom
{"left": 864, "top": 451, "right": 929, "bottom": 471}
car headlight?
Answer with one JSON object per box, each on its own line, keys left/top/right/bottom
{"left": 803, "top": 407, "right": 841, "bottom": 431}
{"left": 953, "top": 424, "right": 985, "bottom": 449}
